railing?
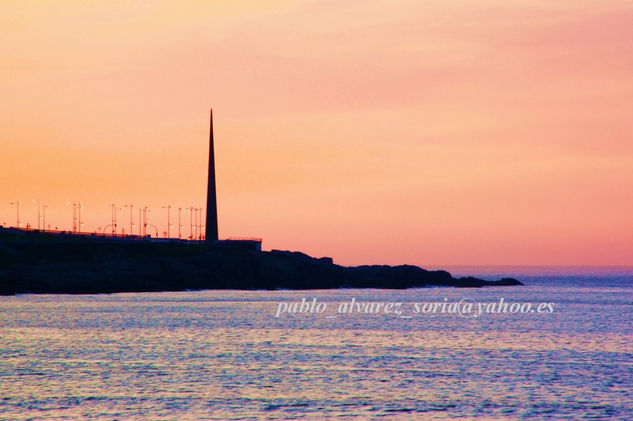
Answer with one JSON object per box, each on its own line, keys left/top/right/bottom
{"left": 225, "top": 237, "right": 263, "bottom": 242}
{"left": 0, "top": 226, "right": 149, "bottom": 239}
{"left": 1, "top": 226, "right": 262, "bottom": 243}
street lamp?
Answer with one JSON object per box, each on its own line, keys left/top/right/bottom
{"left": 32, "top": 199, "right": 40, "bottom": 230}
{"left": 162, "top": 205, "right": 172, "bottom": 238}
{"left": 186, "top": 206, "right": 194, "bottom": 240}
{"left": 42, "top": 204, "right": 48, "bottom": 231}
{"left": 9, "top": 201, "right": 20, "bottom": 228}
{"left": 124, "top": 204, "right": 134, "bottom": 237}
{"left": 142, "top": 206, "right": 151, "bottom": 237}
{"left": 108, "top": 204, "right": 120, "bottom": 235}
{"left": 78, "top": 202, "right": 84, "bottom": 234}
{"left": 193, "top": 208, "right": 198, "bottom": 240}
{"left": 198, "top": 207, "right": 204, "bottom": 240}
{"left": 67, "top": 202, "right": 80, "bottom": 233}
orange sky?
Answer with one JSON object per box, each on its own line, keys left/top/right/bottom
{"left": 1, "top": 0, "right": 632, "bottom": 265}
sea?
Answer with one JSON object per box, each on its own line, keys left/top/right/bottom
{"left": 0, "top": 266, "right": 632, "bottom": 420}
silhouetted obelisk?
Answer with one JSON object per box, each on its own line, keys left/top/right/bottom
{"left": 205, "top": 108, "right": 219, "bottom": 242}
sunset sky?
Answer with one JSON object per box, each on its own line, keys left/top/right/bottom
{"left": 1, "top": 0, "right": 632, "bottom": 265}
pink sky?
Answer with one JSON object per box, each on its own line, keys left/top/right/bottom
{"left": 1, "top": 0, "right": 632, "bottom": 265}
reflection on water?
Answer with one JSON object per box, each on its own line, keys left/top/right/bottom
{"left": 1, "top": 273, "right": 632, "bottom": 419}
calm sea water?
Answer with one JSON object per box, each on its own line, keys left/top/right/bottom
{"left": 1, "top": 266, "right": 632, "bottom": 420}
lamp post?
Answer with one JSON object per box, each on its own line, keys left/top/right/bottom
{"left": 9, "top": 201, "right": 20, "bottom": 228}
{"left": 194, "top": 208, "right": 198, "bottom": 240}
{"left": 199, "top": 208, "right": 205, "bottom": 241}
{"left": 66, "top": 202, "right": 78, "bottom": 233}
{"left": 143, "top": 206, "right": 150, "bottom": 237}
{"left": 108, "top": 204, "right": 114, "bottom": 235}
{"left": 115, "top": 206, "right": 121, "bottom": 235}
{"left": 193, "top": 208, "right": 198, "bottom": 240}
{"left": 32, "top": 199, "right": 40, "bottom": 230}
{"left": 178, "top": 207, "right": 182, "bottom": 239}
{"left": 200, "top": 208, "right": 204, "bottom": 240}
{"left": 162, "top": 205, "right": 172, "bottom": 238}
{"left": 124, "top": 204, "right": 134, "bottom": 237}
{"left": 43, "top": 204, "right": 48, "bottom": 231}
{"left": 108, "top": 204, "right": 120, "bottom": 235}
{"left": 186, "top": 206, "right": 194, "bottom": 240}
{"left": 78, "top": 202, "right": 84, "bottom": 234}
{"left": 197, "top": 207, "right": 204, "bottom": 240}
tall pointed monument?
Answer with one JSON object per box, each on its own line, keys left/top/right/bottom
{"left": 205, "top": 108, "right": 219, "bottom": 242}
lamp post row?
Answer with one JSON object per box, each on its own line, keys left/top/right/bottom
{"left": 5, "top": 201, "right": 204, "bottom": 240}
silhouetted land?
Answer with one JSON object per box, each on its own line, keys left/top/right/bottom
{"left": 0, "top": 227, "right": 521, "bottom": 295}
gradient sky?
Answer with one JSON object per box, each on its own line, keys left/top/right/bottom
{"left": 1, "top": 0, "right": 632, "bottom": 265}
